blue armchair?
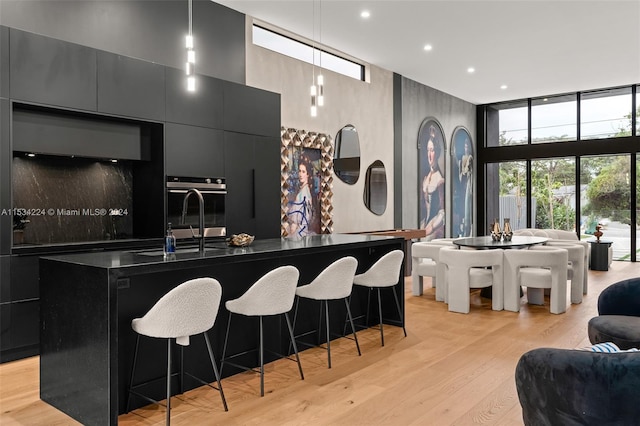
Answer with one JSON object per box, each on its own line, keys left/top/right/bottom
{"left": 588, "top": 277, "right": 640, "bottom": 349}
{"left": 515, "top": 347, "right": 640, "bottom": 425}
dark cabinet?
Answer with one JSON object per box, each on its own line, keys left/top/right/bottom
{"left": 0, "top": 27, "right": 8, "bottom": 99}
{"left": 223, "top": 82, "right": 281, "bottom": 137}
{"left": 97, "top": 52, "right": 165, "bottom": 121}
{"left": 224, "top": 132, "right": 280, "bottom": 239}
{"left": 0, "top": 99, "right": 9, "bottom": 255}
{"left": 10, "top": 29, "right": 97, "bottom": 111}
{"left": 165, "top": 123, "right": 224, "bottom": 178}
{"left": 165, "top": 67, "right": 224, "bottom": 129}
{"left": 0, "top": 300, "right": 40, "bottom": 362}
{"left": 0, "top": 254, "right": 40, "bottom": 362}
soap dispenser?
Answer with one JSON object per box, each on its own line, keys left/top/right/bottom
{"left": 164, "top": 222, "right": 176, "bottom": 256}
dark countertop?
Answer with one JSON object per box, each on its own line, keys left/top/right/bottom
{"left": 40, "top": 234, "right": 401, "bottom": 272}
{"left": 12, "top": 237, "right": 163, "bottom": 255}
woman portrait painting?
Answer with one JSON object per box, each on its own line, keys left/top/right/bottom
{"left": 452, "top": 127, "right": 473, "bottom": 237}
{"left": 418, "top": 119, "right": 446, "bottom": 240}
{"left": 285, "top": 148, "right": 321, "bottom": 238}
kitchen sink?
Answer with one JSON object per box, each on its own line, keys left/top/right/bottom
{"left": 136, "top": 247, "right": 224, "bottom": 257}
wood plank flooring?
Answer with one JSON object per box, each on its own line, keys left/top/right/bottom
{"left": 1, "top": 261, "right": 639, "bottom": 425}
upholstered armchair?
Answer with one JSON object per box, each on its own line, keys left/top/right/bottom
{"left": 535, "top": 242, "right": 585, "bottom": 304}
{"left": 516, "top": 347, "right": 640, "bottom": 425}
{"left": 503, "top": 247, "right": 568, "bottom": 314}
{"left": 513, "top": 228, "right": 590, "bottom": 294}
{"left": 438, "top": 246, "right": 503, "bottom": 313}
{"left": 588, "top": 277, "right": 640, "bottom": 350}
{"left": 411, "top": 240, "right": 452, "bottom": 300}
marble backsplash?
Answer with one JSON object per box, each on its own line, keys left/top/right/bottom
{"left": 12, "top": 155, "right": 134, "bottom": 245}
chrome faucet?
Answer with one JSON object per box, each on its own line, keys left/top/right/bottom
{"left": 181, "top": 188, "right": 205, "bottom": 253}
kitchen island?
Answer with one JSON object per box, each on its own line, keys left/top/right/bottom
{"left": 39, "top": 234, "right": 404, "bottom": 425}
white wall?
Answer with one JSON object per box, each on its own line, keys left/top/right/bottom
{"left": 244, "top": 18, "right": 395, "bottom": 233}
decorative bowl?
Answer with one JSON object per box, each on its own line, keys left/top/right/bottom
{"left": 227, "top": 233, "right": 255, "bottom": 247}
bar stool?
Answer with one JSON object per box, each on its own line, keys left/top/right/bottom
{"left": 127, "top": 277, "right": 228, "bottom": 425}
{"left": 293, "top": 256, "right": 359, "bottom": 368}
{"left": 221, "top": 265, "right": 303, "bottom": 397}
{"left": 352, "top": 250, "right": 406, "bottom": 346}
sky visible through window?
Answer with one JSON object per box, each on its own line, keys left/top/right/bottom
{"left": 252, "top": 25, "right": 363, "bottom": 81}
{"left": 498, "top": 95, "right": 632, "bottom": 143}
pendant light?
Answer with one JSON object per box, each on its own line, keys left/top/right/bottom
{"left": 185, "top": 0, "right": 196, "bottom": 92}
{"left": 316, "top": 0, "right": 324, "bottom": 107}
{"left": 310, "top": 0, "right": 317, "bottom": 117}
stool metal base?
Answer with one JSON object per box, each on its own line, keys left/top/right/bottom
{"left": 292, "top": 297, "right": 361, "bottom": 368}
{"left": 221, "top": 312, "right": 303, "bottom": 397}
{"left": 126, "top": 333, "right": 228, "bottom": 425}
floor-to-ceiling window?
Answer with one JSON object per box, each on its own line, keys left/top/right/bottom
{"left": 486, "top": 161, "right": 528, "bottom": 230}
{"left": 581, "top": 155, "right": 631, "bottom": 260}
{"left": 478, "top": 83, "right": 639, "bottom": 262}
{"left": 531, "top": 158, "right": 575, "bottom": 231}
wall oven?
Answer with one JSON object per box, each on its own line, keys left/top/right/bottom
{"left": 166, "top": 176, "right": 226, "bottom": 239}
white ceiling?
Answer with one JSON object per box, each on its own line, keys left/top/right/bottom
{"left": 215, "top": 0, "right": 640, "bottom": 105}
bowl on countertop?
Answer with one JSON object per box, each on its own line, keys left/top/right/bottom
{"left": 227, "top": 233, "right": 255, "bottom": 247}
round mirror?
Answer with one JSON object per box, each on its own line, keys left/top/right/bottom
{"left": 363, "top": 160, "right": 387, "bottom": 215}
{"left": 333, "top": 125, "right": 360, "bottom": 184}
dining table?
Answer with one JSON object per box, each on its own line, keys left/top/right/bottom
{"left": 451, "top": 235, "right": 548, "bottom": 299}
{"left": 453, "top": 235, "right": 548, "bottom": 249}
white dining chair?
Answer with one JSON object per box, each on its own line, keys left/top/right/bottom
{"left": 542, "top": 242, "right": 585, "bottom": 304}
{"left": 438, "top": 246, "right": 504, "bottom": 313}
{"left": 503, "top": 247, "right": 569, "bottom": 314}
{"left": 411, "top": 240, "right": 452, "bottom": 300}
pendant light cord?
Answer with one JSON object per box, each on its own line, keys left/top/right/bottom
{"left": 188, "top": 0, "right": 193, "bottom": 36}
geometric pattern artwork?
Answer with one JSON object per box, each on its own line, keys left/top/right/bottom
{"left": 281, "top": 126, "right": 334, "bottom": 237}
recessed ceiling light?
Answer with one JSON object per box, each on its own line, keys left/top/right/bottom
{"left": 423, "top": 44, "right": 433, "bottom": 51}
{"left": 360, "top": 10, "right": 370, "bottom": 18}
{"left": 543, "top": 98, "right": 548, "bottom": 102}
{"left": 467, "top": 67, "right": 475, "bottom": 73}
{"left": 500, "top": 85, "right": 508, "bottom": 90}
{"left": 27, "top": 153, "right": 36, "bottom": 157}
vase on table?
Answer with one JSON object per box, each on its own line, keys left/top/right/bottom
{"left": 490, "top": 218, "right": 502, "bottom": 241}
{"left": 503, "top": 218, "right": 513, "bottom": 242}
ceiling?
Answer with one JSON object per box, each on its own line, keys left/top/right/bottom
{"left": 215, "top": 0, "right": 640, "bottom": 105}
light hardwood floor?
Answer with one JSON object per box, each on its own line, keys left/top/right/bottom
{"left": 2, "top": 261, "right": 639, "bottom": 425}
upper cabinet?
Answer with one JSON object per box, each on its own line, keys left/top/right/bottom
{"left": 0, "top": 27, "right": 8, "bottom": 99}
{"left": 224, "top": 132, "right": 280, "bottom": 239}
{"left": 97, "top": 52, "right": 165, "bottom": 121}
{"left": 165, "top": 123, "right": 224, "bottom": 178}
{"left": 223, "top": 82, "right": 280, "bottom": 137}
{"left": 10, "top": 29, "right": 97, "bottom": 111}
{"left": 165, "top": 67, "right": 224, "bottom": 129}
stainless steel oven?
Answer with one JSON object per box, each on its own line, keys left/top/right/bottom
{"left": 166, "top": 176, "right": 226, "bottom": 239}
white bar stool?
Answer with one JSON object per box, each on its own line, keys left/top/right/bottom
{"left": 352, "top": 250, "right": 406, "bottom": 346}
{"left": 293, "top": 256, "right": 360, "bottom": 368}
{"left": 220, "top": 265, "right": 303, "bottom": 397}
{"left": 127, "top": 277, "right": 228, "bottom": 425}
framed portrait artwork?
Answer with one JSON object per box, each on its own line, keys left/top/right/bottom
{"left": 417, "top": 118, "right": 446, "bottom": 240}
{"left": 281, "top": 127, "right": 334, "bottom": 238}
{"left": 451, "top": 127, "right": 474, "bottom": 237}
